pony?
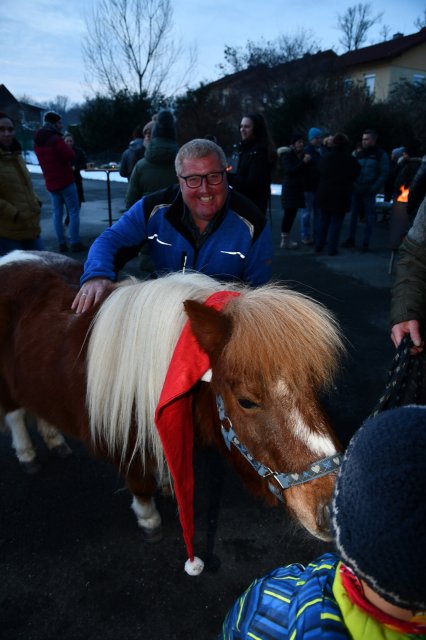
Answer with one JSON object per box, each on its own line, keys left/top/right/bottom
{"left": 0, "top": 251, "right": 344, "bottom": 574}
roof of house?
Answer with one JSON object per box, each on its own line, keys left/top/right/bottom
{"left": 205, "top": 50, "right": 338, "bottom": 90}
{"left": 339, "top": 27, "right": 426, "bottom": 68}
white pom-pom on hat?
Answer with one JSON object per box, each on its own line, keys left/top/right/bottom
{"left": 185, "top": 556, "right": 204, "bottom": 576}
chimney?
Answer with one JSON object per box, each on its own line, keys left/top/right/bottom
{"left": 392, "top": 32, "right": 404, "bottom": 39}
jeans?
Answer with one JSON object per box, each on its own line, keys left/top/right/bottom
{"left": 300, "top": 191, "right": 321, "bottom": 243}
{"left": 348, "top": 191, "right": 376, "bottom": 246}
{"left": 0, "top": 236, "right": 45, "bottom": 257}
{"left": 50, "top": 182, "right": 81, "bottom": 245}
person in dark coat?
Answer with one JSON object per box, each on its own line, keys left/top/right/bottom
{"left": 278, "top": 133, "right": 309, "bottom": 248}
{"left": 227, "top": 113, "right": 277, "bottom": 215}
{"left": 119, "top": 123, "right": 152, "bottom": 180}
{"left": 316, "top": 133, "right": 360, "bottom": 255}
{"left": 64, "top": 133, "right": 87, "bottom": 204}
{"left": 34, "top": 111, "right": 84, "bottom": 253}
{"left": 125, "top": 110, "right": 179, "bottom": 209}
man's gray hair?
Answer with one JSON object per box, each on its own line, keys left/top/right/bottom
{"left": 175, "top": 139, "right": 227, "bottom": 175}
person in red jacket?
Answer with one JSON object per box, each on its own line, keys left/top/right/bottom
{"left": 34, "top": 111, "right": 84, "bottom": 253}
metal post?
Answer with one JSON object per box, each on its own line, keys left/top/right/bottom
{"left": 106, "top": 170, "right": 113, "bottom": 227}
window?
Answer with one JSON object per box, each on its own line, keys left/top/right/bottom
{"left": 364, "top": 74, "right": 375, "bottom": 95}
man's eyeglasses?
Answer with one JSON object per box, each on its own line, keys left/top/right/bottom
{"left": 0, "top": 126, "right": 14, "bottom": 132}
{"left": 178, "top": 171, "right": 225, "bottom": 189}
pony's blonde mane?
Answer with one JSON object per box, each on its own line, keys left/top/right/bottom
{"left": 87, "top": 274, "right": 344, "bottom": 478}
{"left": 87, "top": 272, "right": 224, "bottom": 477}
{"left": 222, "top": 284, "right": 344, "bottom": 397}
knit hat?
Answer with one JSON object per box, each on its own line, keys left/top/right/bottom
{"left": 154, "top": 290, "right": 240, "bottom": 576}
{"left": 152, "top": 110, "right": 176, "bottom": 140}
{"left": 44, "top": 111, "right": 62, "bottom": 124}
{"left": 392, "top": 146, "right": 406, "bottom": 159}
{"left": 332, "top": 406, "right": 426, "bottom": 610}
{"left": 308, "top": 127, "right": 322, "bottom": 141}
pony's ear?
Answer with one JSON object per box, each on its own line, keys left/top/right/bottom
{"left": 183, "top": 300, "right": 232, "bottom": 357}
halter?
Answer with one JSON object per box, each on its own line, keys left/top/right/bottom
{"left": 216, "top": 394, "right": 342, "bottom": 502}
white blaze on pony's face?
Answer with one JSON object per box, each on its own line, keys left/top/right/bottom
{"left": 274, "top": 379, "right": 337, "bottom": 458}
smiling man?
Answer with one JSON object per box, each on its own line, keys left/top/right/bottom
{"left": 73, "top": 139, "right": 273, "bottom": 313}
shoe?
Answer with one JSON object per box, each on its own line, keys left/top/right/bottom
{"left": 280, "top": 234, "right": 298, "bottom": 249}
{"left": 70, "top": 242, "right": 86, "bottom": 252}
{"left": 341, "top": 238, "right": 355, "bottom": 248}
{"left": 301, "top": 237, "right": 313, "bottom": 245}
{"left": 58, "top": 243, "right": 68, "bottom": 253}
{"left": 314, "top": 246, "right": 323, "bottom": 253}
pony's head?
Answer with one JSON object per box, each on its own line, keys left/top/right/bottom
{"left": 184, "top": 283, "right": 345, "bottom": 540}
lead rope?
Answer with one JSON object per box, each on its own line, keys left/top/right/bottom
{"left": 370, "top": 335, "right": 423, "bottom": 417}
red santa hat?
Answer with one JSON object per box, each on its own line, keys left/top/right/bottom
{"left": 154, "top": 290, "right": 240, "bottom": 575}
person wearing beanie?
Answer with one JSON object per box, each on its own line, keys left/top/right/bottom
{"left": 125, "top": 110, "right": 179, "bottom": 209}
{"left": 0, "top": 112, "right": 44, "bottom": 255}
{"left": 34, "top": 111, "right": 84, "bottom": 252}
{"left": 219, "top": 405, "right": 426, "bottom": 639}
{"left": 299, "top": 126, "right": 323, "bottom": 245}
{"left": 279, "top": 133, "right": 310, "bottom": 249}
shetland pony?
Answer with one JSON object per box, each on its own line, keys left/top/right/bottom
{"left": 0, "top": 251, "right": 344, "bottom": 574}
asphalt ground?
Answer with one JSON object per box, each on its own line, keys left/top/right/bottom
{"left": 0, "top": 173, "right": 396, "bottom": 639}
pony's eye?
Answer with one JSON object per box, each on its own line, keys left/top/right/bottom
{"left": 238, "top": 398, "right": 260, "bottom": 409}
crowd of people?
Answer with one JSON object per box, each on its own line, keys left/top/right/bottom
{"left": 1, "top": 106, "right": 426, "bottom": 637}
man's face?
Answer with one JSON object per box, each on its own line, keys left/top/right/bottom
{"left": 310, "top": 135, "right": 322, "bottom": 147}
{"left": 0, "top": 117, "right": 15, "bottom": 148}
{"left": 178, "top": 154, "right": 228, "bottom": 230}
{"left": 293, "top": 139, "right": 305, "bottom": 152}
{"left": 143, "top": 127, "right": 151, "bottom": 145}
{"left": 362, "top": 133, "right": 376, "bottom": 149}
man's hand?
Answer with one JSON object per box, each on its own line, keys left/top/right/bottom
{"left": 71, "top": 278, "right": 112, "bottom": 314}
{"left": 391, "top": 319, "right": 424, "bottom": 354}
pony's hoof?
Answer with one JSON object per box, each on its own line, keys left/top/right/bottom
{"left": 141, "top": 526, "right": 163, "bottom": 544}
{"left": 51, "top": 442, "right": 72, "bottom": 458}
{"left": 21, "top": 458, "right": 41, "bottom": 474}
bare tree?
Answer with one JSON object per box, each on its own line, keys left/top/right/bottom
{"left": 336, "top": 3, "right": 383, "bottom": 51}
{"left": 44, "top": 95, "right": 70, "bottom": 114}
{"left": 414, "top": 8, "right": 426, "bottom": 29}
{"left": 82, "top": 0, "right": 196, "bottom": 99}
{"left": 218, "top": 30, "right": 319, "bottom": 74}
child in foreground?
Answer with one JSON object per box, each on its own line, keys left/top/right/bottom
{"left": 219, "top": 405, "right": 426, "bottom": 639}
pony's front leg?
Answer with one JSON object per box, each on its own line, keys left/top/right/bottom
{"left": 131, "top": 496, "right": 163, "bottom": 542}
{"left": 36, "top": 417, "right": 72, "bottom": 458}
{"left": 126, "top": 461, "right": 163, "bottom": 543}
{"left": 5, "top": 408, "right": 40, "bottom": 474}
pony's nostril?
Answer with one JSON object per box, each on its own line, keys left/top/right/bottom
{"left": 317, "top": 503, "right": 331, "bottom": 535}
